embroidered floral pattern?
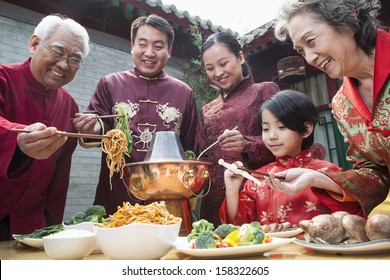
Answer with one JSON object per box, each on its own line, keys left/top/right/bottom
{"left": 156, "top": 103, "right": 183, "bottom": 134}
{"left": 276, "top": 202, "right": 293, "bottom": 222}
{"left": 113, "top": 101, "right": 139, "bottom": 122}
{"left": 304, "top": 201, "right": 318, "bottom": 212}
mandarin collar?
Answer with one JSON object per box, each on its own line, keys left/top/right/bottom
{"left": 275, "top": 149, "right": 313, "bottom": 168}
{"left": 21, "top": 58, "right": 58, "bottom": 98}
{"left": 340, "top": 29, "right": 390, "bottom": 120}
{"left": 132, "top": 67, "right": 166, "bottom": 80}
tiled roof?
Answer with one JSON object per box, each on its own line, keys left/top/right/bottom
{"left": 135, "top": 0, "right": 239, "bottom": 36}
{"left": 142, "top": 0, "right": 278, "bottom": 51}
{"left": 241, "top": 20, "right": 276, "bottom": 44}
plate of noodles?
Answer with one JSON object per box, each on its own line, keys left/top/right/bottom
{"left": 93, "top": 202, "right": 182, "bottom": 259}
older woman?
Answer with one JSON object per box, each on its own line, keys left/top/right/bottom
{"left": 270, "top": 0, "right": 390, "bottom": 217}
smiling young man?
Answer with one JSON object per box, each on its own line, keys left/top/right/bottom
{"left": 72, "top": 14, "right": 198, "bottom": 215}
{"left": 0, "top": 14, "right": 90, "bottom": 240}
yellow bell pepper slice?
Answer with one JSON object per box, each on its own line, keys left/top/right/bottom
{"left": 221, "top": 229, "right": 241, "bottom": 247}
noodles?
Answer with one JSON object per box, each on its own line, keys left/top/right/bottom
{"left": 99, "top": 202, "right": 181, "bottom": 228}
{"left": 101, "top": 129, "right": 129, "bottom": 190}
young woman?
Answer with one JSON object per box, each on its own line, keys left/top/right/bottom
{"left": 198, "top": 32, "right": 279, "bottom": 226}
{"left": 220, "top": 90, "right": 364, "bottom": 225}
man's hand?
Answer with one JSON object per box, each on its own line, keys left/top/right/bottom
{"left": 17, "top": 123, "right": 67, "bottom": 160}
{"left": 72, "top": 113, "right": 102, "bottom": 134}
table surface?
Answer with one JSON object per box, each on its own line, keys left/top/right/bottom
{"left": 1, "top": 239, "right": 390, "bottom": 260}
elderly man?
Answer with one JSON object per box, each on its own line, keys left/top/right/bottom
{"left": 0, "top": 14, "right": 90, "bottom": 240}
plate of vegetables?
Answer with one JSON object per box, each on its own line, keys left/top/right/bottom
{"left": 174, "top": 219, "right": 294, "bottom": 258}
{"left": 13, "top": 205, "right": 106, "bottom": 250}
{"left": 13, "top": 224, "right": 64, "bottom": 249}
{"left": 12, "top": 235, "right": 44, "bottom": 249}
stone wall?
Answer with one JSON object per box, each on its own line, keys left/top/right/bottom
{"left": 0, "top": 2, "right": 187, "bottom": 221}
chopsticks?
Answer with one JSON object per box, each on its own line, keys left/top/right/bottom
{"left": 238, "top": 166, "right": 285, "bottom": 180}
{"left": 196, "top": 126, "right": 239, "bottom": 160}
{"left": 218, "top": 159, "right": 262, "bottom": 186}
{"left": 69, "top": 114, "right": 124, "bottom": 120}
{"left": 10, "top": 128, "right": 110, "bottom": 139}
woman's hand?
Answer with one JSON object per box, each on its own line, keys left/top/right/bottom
{"left": 218, "top": 128, "right": 245, "bottom": 152}
{"left": 72, "top": 113, "right": 101, "bottom": 134}
{"left": 265, "top": 168, "right": 342, "bottom": 195}
{"left": 17, "top": 123, "right": 67, "bottom": 160}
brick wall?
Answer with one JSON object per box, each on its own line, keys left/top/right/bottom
{"left": 0, "top": 2, "right": 187, "bottom": 221}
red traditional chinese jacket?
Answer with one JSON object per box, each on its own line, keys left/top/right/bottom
{"left": 220, "top": 149, "right": 364, "bottom": 226}
{"left": 318, "top": 29, "right": 390, "bottom": 216}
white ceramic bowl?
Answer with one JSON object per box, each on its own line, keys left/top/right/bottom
{"left": 42, "top": 229, "right": 96, "bottom": 260}
{"left": 62, "top": 222, "right": 101, "bottom": 252}
{"left": 62, "top": 221, "right": 96, "bottom": 231}
{"left": 94, "top": 220, "right": 181, "bottom": 260}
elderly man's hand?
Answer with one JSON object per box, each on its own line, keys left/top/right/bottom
{"left": 72, "top": 113, "right": 102, "bottom": 135}
{"left": 17, "top": 123, "right": 67, "bottom": 160}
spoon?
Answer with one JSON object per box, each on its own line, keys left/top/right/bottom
{"left": 196, "top": 126, "right": 238, "bottom": 160}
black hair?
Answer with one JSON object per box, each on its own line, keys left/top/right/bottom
{"left": 131, "top": 14, "right": 175, "bottom": 47}
{"left": 258, "top": 90, "right": 319, "bottom": 150}
{"left": 200, "top": 31, "right": 251, "bottom": 77}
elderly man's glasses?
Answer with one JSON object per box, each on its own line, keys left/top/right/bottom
{"left": 42, "top": 41, "right": 84, "bottom": 68}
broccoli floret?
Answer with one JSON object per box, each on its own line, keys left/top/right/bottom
{"left": 84, "top": 205, "right": 106, "bottom": 217}
{"left": 195, "top": 231, "right": 218, "bottom": 249}
{"left": 238, "top": 226, "right": 264, "bottom": 246}
{"left": 185, "top": 150, "right": 196, "bottom": 160}
{"left": 187, "top": 219, "right": 214, "bottom": 241}
{"left": 67, "top": 205, "right": 106, "bottom": 225}
{"left": 214, "top": 223, "right": 238, "bottom": 239}
{"left": 68, "top": 212, "right": 87, "bottom": 225}
{"left": 84, "top": 205, "right": 106, "bottom": 223}
{"left": 249, "top": 221, "right": 263, "bottom": 231}
{"left": 85, "top": 214, "right": 100, "bottom": 223}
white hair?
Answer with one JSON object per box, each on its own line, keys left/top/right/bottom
{"left": 34, "top": 14, "right": 90, "bottom": 57}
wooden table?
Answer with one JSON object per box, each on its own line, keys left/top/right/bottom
{"left": 1, "top": 239, "right": 390, "bottom": 260}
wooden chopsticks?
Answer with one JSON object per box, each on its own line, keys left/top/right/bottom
{"left": 238, "top": 166, "right": 285, "bottom": 180}
{"left": 10, "top": 128, "right": 110, "bottom": 139}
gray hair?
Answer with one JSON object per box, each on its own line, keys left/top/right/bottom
{"left": 274, "top": 0, "right": 383, "bottom": 54}
{"left": 34, "top": 14, "right": 90, "bottom": 57}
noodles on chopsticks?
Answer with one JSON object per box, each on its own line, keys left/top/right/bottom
{"left": 101, "top": 129, "right": 129, "bottom": 190}
{"left": 98, "top": 202, "right": 181, "bottom": 228}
